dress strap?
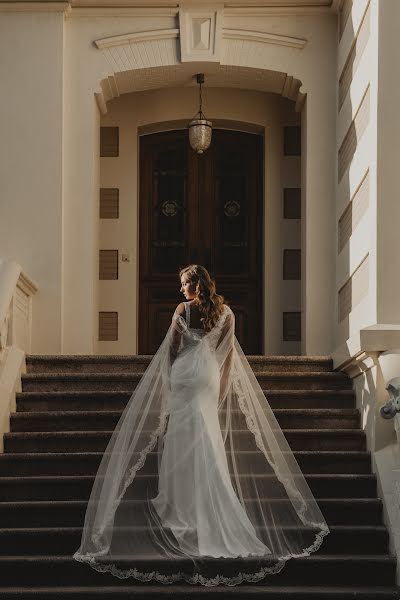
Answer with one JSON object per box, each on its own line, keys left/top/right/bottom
{"left": 184, "top": 302, "right": 190, "bottom": 327}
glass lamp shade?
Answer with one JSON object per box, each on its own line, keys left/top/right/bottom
{"left": 188, "top": 118, "right": 212, "bottom": 154}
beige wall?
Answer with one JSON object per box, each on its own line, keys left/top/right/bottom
{"left": 62, "top": 15, "right": 104, "bottom": 354}
{"left": 99, "top": 88, "right": 301, "bottom": 355}
{"left": 0, "top": 10, "right": 65, "bottom": 354}
{"left": 80, "top": 6, "right": 336, "bottom": 356}
{"left": 0, "top": 4, "right": 336, "bottom": 355}
{"left": 333, "top": 1, "right": 400, "bottom": 577}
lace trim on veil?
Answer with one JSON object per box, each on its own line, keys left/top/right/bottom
{"left": 75, "top": 521, "right": 328, "bottom": 587}
{"left": 73, "top": 304, "right": 329, "bottom": 586}
{"left": 231, "top": 368, "right": 328, "bottom": 532}
{"left": 88, "top": 307, "right": 230, "bottom": 548}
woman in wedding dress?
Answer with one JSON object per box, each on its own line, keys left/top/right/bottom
{"left": 73, "top": 264, "right": 329, "bottom": 586}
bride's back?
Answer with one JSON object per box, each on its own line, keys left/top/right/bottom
{"left": 186, "top": 301, "right": 203, "bottom": 329}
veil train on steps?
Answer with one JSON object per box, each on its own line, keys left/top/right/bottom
{"left": 73, "top": 302, "right": 329, "bottom": 586}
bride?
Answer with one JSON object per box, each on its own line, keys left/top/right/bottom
{"left": 73, "top": 264, "right": 329, "bottom": 586}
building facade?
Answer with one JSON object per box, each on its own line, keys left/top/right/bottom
{"left": 1, "top": 0, "right": 400, "bottom": 581}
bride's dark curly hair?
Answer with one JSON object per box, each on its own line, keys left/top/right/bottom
{"left": 179, "top": 264, "right": 226, "bottom": 332}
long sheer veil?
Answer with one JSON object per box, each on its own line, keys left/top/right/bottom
{"left": 73, "top": 303, "right": 329, "bottom": 586}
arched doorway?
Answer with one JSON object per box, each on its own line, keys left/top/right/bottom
{"left": 139, "top": 128, "right": 263, "bottom": 354}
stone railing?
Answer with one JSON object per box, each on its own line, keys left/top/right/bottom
{"left": 333, "top": 326, "right": 400, "bottom": 583}
{"left": 0, "top": 259, "right": 38, "bottom": 452}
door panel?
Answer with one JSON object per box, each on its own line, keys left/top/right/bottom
{"left": 139, "top": 129, "right": 263, "bottom": 355}
{"left": 140, "top": 131, "right": 193, "bottom": 275}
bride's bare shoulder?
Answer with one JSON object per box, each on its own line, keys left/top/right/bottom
{"left": 174, "top": 302, "right": 186, "bottom": 317}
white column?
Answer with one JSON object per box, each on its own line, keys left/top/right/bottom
{"left": 62, "top": 64, "right": 100, "bottom": 354}
{"left": 376, "top": 0, "right": 400, "bottom": 325}
{"left": 301, "top": 86, "right": 336, "bottom": 355}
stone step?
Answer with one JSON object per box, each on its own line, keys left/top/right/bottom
{"left": 16, "top": 389, "right": 356, "bottom": 411}
{"left": 25, "top": 355, "right": 335, "bottom": 374}
{"left": 0, "top": 451, "right": 372, "bottom": 476}
{"left": 0, "top": 498, "right": 383, "bottom": 528}
{"left": 21, "top": 371, "right": 352, "bottom": 392}
{"left": 1, "top": 585, "right": 399, "bottom": 600}
{"left": 0, "top": 555, "right": 395, "bottom": 586}
{"left": 0, "top": 474, "right": 377, "bottom": 501}
{"left": 6, "top": 355, "right": 396, "bottom": 598}
{"left": 0, "top": 526, "right": 389, "bottom": 555}
{"left": 9, "top": 408, "right": 360, "bottom": 432}
{"left": 3, "top": 429, "right": 367, "bottom": 453}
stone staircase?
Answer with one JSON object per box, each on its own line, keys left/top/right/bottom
{"left": 0, "top": 354, "right": 399, "bottom": 599}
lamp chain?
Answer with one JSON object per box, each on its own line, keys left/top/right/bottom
{"left": 198, "top": 80, "right": 203, "bottom": 117}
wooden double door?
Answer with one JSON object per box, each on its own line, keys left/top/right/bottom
{"left": 139, "top": 129, "right": 263, "bottom": 355}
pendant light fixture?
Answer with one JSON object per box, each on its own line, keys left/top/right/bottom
{"left": 188, "top": 73, "right": 212, "bottom": 154}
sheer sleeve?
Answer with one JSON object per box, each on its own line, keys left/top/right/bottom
{"left": 169, "top": 312, "right": 184, "bottom": 365}
{"left": 216, "top": 308, "right": 235, "bottom": 404}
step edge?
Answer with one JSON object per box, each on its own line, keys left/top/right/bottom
{"left": 10, "top": 408, "right": 361, "bottom": 417}
{"left": 0, "top": 450, "right": 372, "bottom": 458}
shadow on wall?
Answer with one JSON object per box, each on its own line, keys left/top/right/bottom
{"left": 336, "top": 4, "right": 370, "bottom": 343}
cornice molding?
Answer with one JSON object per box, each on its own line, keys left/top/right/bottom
{"left": 69, "top": 0, "right": 336, "bottom": 9}
{"left": 224, "top": 6, "right": 332, "bottom": 16}
{"left": 71, "top": 5, "right": 336, "bottom": 17}
{"left": 94, "top": 28, "right": 179, "bottom": 49}
{"left": 68, "top": 6, "right": 177, "bottom": 16}
{"left": 223, "top": 28, "right": 306, "bottom": 49}
{"left": 0, "top": 1, "right": 339, "bottom": 14}
{"left": 94, "top": 26, "right": 306, "bottom": 52}
{"left": 0, "top": 1, "right": 69, "bottom": 11}
{"left": 93, "top": 21, "right": 309, "bottom": 113}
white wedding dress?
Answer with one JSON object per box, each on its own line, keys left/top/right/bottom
{"left": 73, "top": 301, "right": 329, "bottom": 586}
{"left": 150, "top": 302, "right": 271, "bottom": 558}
